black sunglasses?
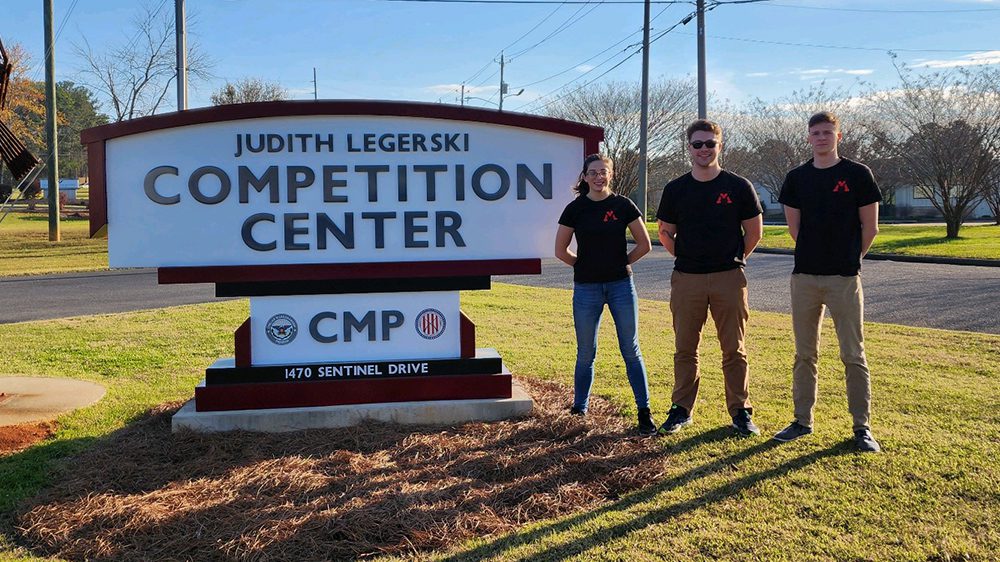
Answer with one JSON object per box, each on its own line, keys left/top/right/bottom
{"left": 689, "top": 140, "right": 719, "bottom": 149}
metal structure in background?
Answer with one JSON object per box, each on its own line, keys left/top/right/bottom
{"left": 0, "top": 35, "right": 43, "bottom": 225}
{"left": 0, "top": 37, "right": 40, "bottom": 183}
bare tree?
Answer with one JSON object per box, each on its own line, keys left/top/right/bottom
{"left": 867, "top": 60, "right": 1000, "bottom": 237}
{"left": 724, "top": 83, "right": 856, "bottom": 202}
{"left": 211, "top": 77, "right": 288, "bottom": 105}
{"left": 75, "top": 3, "right": 212, "bottom": 121}
{"left": 544, "top": 78, "right": 697, "bottom": 212}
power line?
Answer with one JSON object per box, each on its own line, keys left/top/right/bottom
{"left": 725, "top": 1, "right": 1000, "bottom": 13}
{"left": 460, "top": 1, "right": 567, "bottom": 86}
{"left": 380, "top": 0, "right": 689, "bottom": 4}
{"left": 508, "top": 2, "right": 602, "bottom": 59}
{"left": 511, "top": 2, "right": 677, "bottom": 89}
{"left": 676, "top": 31, "right": 999, "bottom": 54}
{"left": 471, "top": 1, "right": 603, "bottom": 90}
{"left": 518, "top": 9, "right": 694, "bottom": 113}
{"left": 498, "top": 1, "right": 567, "bottom": 54}
{"left": 28, "top": 0, "right": 80, "bottom": 82}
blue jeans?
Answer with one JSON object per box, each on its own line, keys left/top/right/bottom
{"left": 572, "top": 277, "right": 650, "bottom": 411}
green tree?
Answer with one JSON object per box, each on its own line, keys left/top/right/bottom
{"left": 55, "top": 81, "right": 109, "bottom": 178}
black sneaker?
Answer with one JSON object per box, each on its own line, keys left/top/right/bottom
{"left": 731, "top": 408, "right": 760, "bottom": 437}
{"left": 773, "top": 421, "right": 812, "bottom": 442}
{"left": 657, "top": 404, "right": 692, "bottom": 435}
{"left": 637, "top": 407, "right": 657, "bottom": 436}
{"left": 854, "top": 429, "right": 882, "bottom": 453}
{"left": 569, "top": 406, "right": 586, "bottom": 416}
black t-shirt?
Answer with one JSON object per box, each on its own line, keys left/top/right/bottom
{"left": 558, "top": 193, "right": 642, "bottom": 283}
{"left": 656, "top": 170, "right": 762, "bottom": 274}
{"left": 779, "top": 157, "right": 882, "bottom": 276}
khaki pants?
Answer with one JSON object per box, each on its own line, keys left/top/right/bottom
{"left": 670, "top": 268, "right": 751, "bottom": 417}
{"left": 790, "top": 273, "right": 871, "bottom": 431}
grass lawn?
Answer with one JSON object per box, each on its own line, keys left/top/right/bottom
{"left": 1, "top": 214, "right": 998, "bottom": 280}
{"left": 644, "top": 222, "right": 1000, "bottom": 261}
{"left": 0, "top": 213, "right": 107, "bottom": 277}
{"left": 2, "top": 284, "right": 997, "bottom": 560}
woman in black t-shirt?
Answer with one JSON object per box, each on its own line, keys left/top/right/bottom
{"left": 555, "top": 154, "right": 657, "bottom": 436}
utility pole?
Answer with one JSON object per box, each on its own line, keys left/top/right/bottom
{"left": 43, "top": 0, "right": 60, "bottom": 241}
{"left": 696, "top": 0, "right": 707, "bottom": 118}
{"left": 497, "top": 53, "right": 523, "bottom": 112}
{"left": 313, "top": 67, "right": 318, "bottom": 100}
{"left": 637, "top": 0, "right": 651, "bottom": 220}
{"left": 175, "top": 0, "right": 187, "bottom": 111}
{"left": 498, "top": 51, "right": 506, "bottom": 112}
{"left": 460, "top": 83, "right": 465, "bottom": 107}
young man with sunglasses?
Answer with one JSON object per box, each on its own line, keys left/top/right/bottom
{"left": 655, "top": 119, "right": 764, "bottom": 437}
{"left": 773, "top": 111, "right": 882, "bottom": 452}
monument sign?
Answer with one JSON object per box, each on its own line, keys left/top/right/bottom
{"left": 82, "top": 101, "right": 602, "bottom": 430}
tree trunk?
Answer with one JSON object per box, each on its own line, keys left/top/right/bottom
{"left": 945, "top": 218, "right": 962, "bottom": 238}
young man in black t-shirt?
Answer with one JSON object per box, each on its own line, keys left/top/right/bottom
{"left": 655, "top": 119, "right": 764, "bottom": 437}
{"left": 774, "top": 111, "right": 882, "bottom": 452}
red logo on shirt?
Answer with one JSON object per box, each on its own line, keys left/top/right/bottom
{"left": 833, "top": 180, "right": 850, "bottom": 192}
{"left": 603, "top": 210, "right": 618, "bottom": 222}
{"left": 716, "top": 192, "right": 733, "bottom": 204}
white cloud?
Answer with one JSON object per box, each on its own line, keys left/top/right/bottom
{"left": 793, "top": 68, "right": 872, "bottom": 79}
{"left": 915, "top": 50, "right": 1000, "bottom": 68}
{"left": 576, "top": 65, "right": 594, "bottom": 73}
{"left": 746, "top": 72, "right": 770, "bottom": 77}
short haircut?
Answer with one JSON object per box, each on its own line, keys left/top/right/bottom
{"left": 808, "top": 111, "right": 840, "bottom": 130}
{"left": 686, "top": 119, "right": 723, "bottom": 141}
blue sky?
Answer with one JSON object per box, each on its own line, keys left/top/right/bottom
{"left": 5, "top": 0, "right": 1000, "bottom": 115}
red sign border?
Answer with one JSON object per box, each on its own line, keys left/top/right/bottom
{"left": 82, "top": 100, "right": 604, "bottom": 238}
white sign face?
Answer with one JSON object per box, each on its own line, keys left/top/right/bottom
{"left": 104, "top": 115, "right": 582, "bottom": 267}
{"left": 249, "top": 292, "right": 461, "bottom": 366}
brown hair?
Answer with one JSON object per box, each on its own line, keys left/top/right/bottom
{"left": 575, "top": 153, "right": 614, "bottom": 196}
{"left": 808, "top": 111, "right": 840, "bottom": 130}
{"left": 686, "top": 119, "right": 723, "bottom": 141}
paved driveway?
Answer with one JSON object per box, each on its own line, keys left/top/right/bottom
{"left": 498, "top": 252, "right": 1000, "bottom": 335}
{"left": 1, "top": 253, "right": 998, "bottom": 334}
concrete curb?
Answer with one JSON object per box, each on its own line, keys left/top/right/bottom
{"left": 644, "top": 240, "right": 1000, "bottom": 268}
{"left": 753, "top": 247, "right": 1000, "bottom": 268}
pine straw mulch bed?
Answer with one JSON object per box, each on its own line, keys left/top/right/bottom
{"left": 15, "top": 379, "right": 669, "bottom": 561}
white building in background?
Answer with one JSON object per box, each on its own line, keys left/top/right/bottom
{"left": 39, "top": 178, "right": 80, "bottom": 202}
{"left": 751, "top": 184, "right": 994, "bottom": 221}
{"left": 894, "top": 186, "right": 993, "bottom": 219}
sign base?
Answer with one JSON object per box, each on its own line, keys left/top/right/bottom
{"left": 172, "top": 379, "right": 533, "bottom": 433}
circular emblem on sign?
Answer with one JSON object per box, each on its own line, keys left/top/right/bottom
{"left": 265, "top": 313, "right": 298, "bottom": 345}
{"left": 415, "top": 308, "right": 446, "bottom": 340}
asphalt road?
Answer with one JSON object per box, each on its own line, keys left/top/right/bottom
{"left": 1, "top": 253, "right": 998, "bottom": 334}
{"left": 497, "top": 252, "right": 1000, "bottom": 335}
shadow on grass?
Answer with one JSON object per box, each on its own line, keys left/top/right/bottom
{"left": 441, "top": 437, "right": 853, "bottom": 562}
{"left": 875, "top": 235, "right": 956, "bottom": 253}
